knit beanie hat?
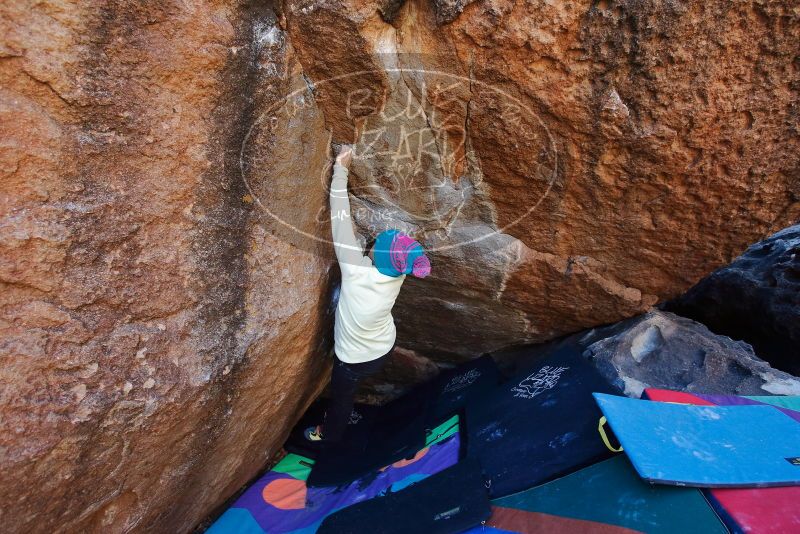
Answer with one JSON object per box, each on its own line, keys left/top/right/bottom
{"left": 373, "top": 230, "right": 431, "bottom": 278}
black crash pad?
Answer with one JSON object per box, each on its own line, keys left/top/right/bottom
{"left": 317, "top": 459, "right": 491, "bottom": 534}
{"left": 466, "top": 346, "right": 619, "bottom": 497}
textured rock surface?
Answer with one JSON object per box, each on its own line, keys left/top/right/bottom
{"left": 357, "top": 346, "right": 443, "bottom": 403}
{"left": 667, "top": 224, "right": 800, "bottom": 376}
{"left": 0, "top": 3, "right": 334, "bottom": 533}
{"left": 282, "top": 0, "right": 800, "bottom": 357}
{"left": 2, "top": 0, "right": 800, "bottom": 532}
{"left": 582, "top": 310, "right": 800, "bottom": 398}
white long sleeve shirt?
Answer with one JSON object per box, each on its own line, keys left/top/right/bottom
{"left": 330, "top": 162, "right": 405, "bottom": 363}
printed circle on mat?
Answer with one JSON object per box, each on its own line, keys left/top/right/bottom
{"left": 261, "top": 478, "right": 307, "bottom": 510}
{"left": 392, "top": 447, "right": 429, "bottom": 468}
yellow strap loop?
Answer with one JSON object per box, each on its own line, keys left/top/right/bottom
{"left": 598, "top": 416, "right": 623, "bottom": 453}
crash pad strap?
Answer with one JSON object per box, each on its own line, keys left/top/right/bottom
{"left": 598, "top": 416, "right": 623, "bottom": 453}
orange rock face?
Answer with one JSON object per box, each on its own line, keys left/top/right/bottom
{"left": 1, "top": 2, "right": 334, "bottom": 532}
{"left": 283, "top": 0, "right": 799, "bottom": 356}
{"left": 1, "top": 0, "right": 798, "bottom": 532}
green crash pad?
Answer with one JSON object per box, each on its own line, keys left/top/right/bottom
{"left": 479, "top": 456, "right": 726, "bottom": 534}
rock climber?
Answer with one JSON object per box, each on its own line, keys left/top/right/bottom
{"left": 305, "top": 144, "right": 431, "bottom": 443}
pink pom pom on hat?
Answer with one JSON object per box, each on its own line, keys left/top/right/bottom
{"left": 412, "top": 255, "right": 431, "bottom": 278}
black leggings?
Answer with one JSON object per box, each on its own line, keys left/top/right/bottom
{"left": 323, "top": 349, "right": 392, "bottom": 441}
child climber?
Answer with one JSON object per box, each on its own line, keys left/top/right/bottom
{"left": 305, "top": 144, "right": 431, "bottom": 443}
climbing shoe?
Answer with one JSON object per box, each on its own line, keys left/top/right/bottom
{"left": 304, "top": 425, "right": 324, "bottom": 442}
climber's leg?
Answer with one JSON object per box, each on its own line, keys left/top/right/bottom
{"left": 319, "top": 350, "right": 391, "bottom": 442}
{"left": 318, "top": 360, "right": 361, "bottom": 442}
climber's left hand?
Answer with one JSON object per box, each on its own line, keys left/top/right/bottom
{"left": 335, "top": 145, "right": 353, "bottom": 169}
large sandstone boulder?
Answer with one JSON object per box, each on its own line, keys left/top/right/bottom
{"left": 2, "top": 0, "right": 799, "bottom": 532}
{"left": 282, "top": 0, "right": 800, "bottom": 357}
{"left": 667, "top": 224, "right": 800, "bottom": 376}
{"left": 1, "top": 3, "right": 334, "bottom": 533}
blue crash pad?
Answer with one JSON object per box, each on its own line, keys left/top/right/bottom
{"left": 594, "top": 393, "right": 800, "bottom": 488}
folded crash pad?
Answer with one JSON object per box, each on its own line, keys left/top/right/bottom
{"left": 595, "top": 392, "right": 800, "bottom": 487}
{"left": 463, "top": 456, "right": 726, "bottom": 534}
{"left": 208, "top": 417, "right": 460, "bottom": 534}
{"left": 466, "top": 347, "right": 619, "bottom": 497}
{"left": 317, "top": 459, "right": 491, "bottom": 534}
{"left": 644, "top": 388, "right": 800, "bottom": 534}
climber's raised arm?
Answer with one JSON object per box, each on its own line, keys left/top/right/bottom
{"left": 329, "top": 146, "right": 364, "bottom": 270}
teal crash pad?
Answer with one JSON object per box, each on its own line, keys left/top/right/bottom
{"left": 466, "top": 455, "right": 726, "bottom": 534}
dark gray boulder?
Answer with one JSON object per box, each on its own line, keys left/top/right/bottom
{"left": 666, "top": 224, "right": 800, "bottom": 375}
{"left": 581, "top": 310, "right": 800, "bottom": 398}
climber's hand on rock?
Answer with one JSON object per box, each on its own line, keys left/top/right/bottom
{"left": 335, "top": 145, "right": 353, "bottom": 169}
